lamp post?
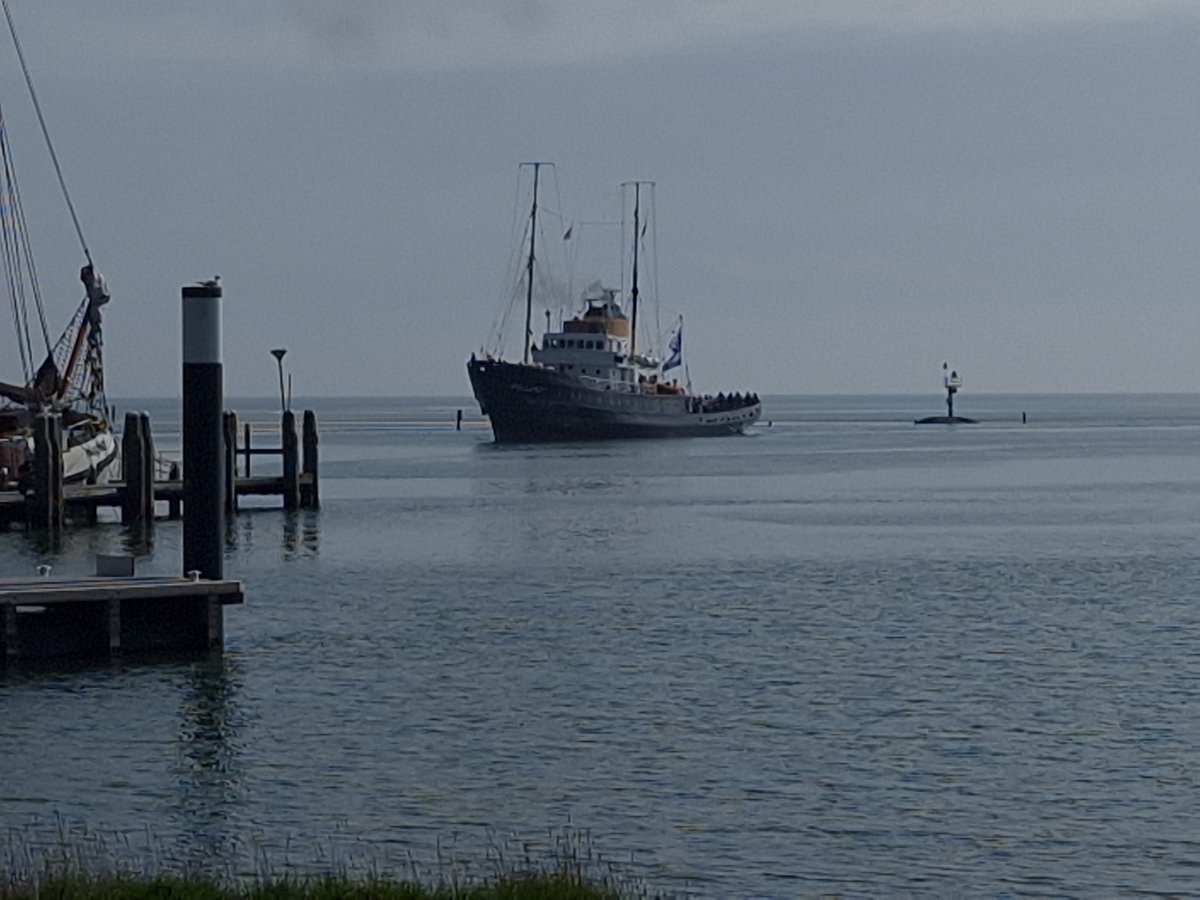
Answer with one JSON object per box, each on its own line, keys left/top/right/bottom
{"left": 271, "top": 348, "right": 287, "bottom": 413}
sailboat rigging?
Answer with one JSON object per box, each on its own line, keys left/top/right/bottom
{"left": 0, "top": 0, "right": 117, "bottom": 488}
{"left": 467, "top": 168, "right": 761, "bottom": 442}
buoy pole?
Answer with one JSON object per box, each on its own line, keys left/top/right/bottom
{"left": 182, "top": 281, "right": 225, "bottom": 580}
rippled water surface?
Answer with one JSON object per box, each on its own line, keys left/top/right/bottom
{"left": 4, "top": 393, "right": 1200, "bottom": 896}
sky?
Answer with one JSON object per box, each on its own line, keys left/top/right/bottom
{"left": 2, "top": 0, "right": 1199, "bottom": 398}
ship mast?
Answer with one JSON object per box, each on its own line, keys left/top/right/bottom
{"left": 521, "top": 161, "right": 545, "bottom": 365}
{"left": 629, "top": 181, "right": 640, "bottom": 359}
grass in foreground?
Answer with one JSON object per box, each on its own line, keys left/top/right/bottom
{"left": 2, "top": 870, "right": 631, "bottom": 900}
{"left": 3, "top": 822, "right": 671, "bottom": 899}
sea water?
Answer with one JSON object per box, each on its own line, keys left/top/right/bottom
{"left": 3, "top": 393, "right": 1200, "bottom": 896}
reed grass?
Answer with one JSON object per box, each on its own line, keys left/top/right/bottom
{"left": 2, "top": 870, "right": 623, "bottom": 900}
{"left": 2, "top": 821, "right": 669, "bottom": 900}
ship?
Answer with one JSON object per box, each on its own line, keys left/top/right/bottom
{"left": 0, "top": 3, "right": 117, "bottom": 489}
{"left": 468, "top": 167, "right": 761, "bottom": 442}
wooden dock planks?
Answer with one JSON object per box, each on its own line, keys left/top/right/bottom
{"left": 1, "top": 574, "right": 243, "bottom": 661}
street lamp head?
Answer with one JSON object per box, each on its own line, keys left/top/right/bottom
{"left": 270, "top": 349, "right": 289, "bottom": 412}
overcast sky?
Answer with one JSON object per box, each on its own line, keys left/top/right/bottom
{"left": 3, "top": 0, "right": 1199, "bottom": 397}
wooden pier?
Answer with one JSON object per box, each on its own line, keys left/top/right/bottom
{"left": 2, "top": 572, "right": 243, "bottom": 661}
{"left": 0, "top": 408, "right": 319, "bottom": 529}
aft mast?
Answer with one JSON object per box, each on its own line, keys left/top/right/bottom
{"left": 629, "top": 181, "right": 641, "bottom": 359}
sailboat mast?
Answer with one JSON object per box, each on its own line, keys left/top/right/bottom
{"left": 629, "top": 182, "right": 640, "bottom": 359}
{"left": 522, "top": 162, "right": 543, "bottom": 365}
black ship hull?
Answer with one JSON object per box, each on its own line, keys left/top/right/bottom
{"left": 468, "top": 358, "right": 760, "bottom": 443}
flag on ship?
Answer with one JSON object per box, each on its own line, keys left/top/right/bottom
{"left": 664, "top": 322, "right": 682, "bottom": 371}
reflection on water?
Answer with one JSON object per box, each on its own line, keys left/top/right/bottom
{"left": 282, "top": 512, "right": 321, "bottom": 560}
{"left": 121, "top": 520, "right": 155, "bottom": 558}
{"left": 223, "top": 510, "right": 320, "bottom": 562}
{"left": 1, "top": 654, "right": 248, "bottom": 883}
{"left": 173, "top": 656, "right": 243, "bottom": 875}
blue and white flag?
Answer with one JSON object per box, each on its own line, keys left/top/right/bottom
{"left": 663, "top": 323, "right": 682, "bottom": 371}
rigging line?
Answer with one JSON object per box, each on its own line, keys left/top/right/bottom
{"left": 550, "top": 167, "right": 569, "bottom": 307}
{"left": 9, "top": 158, "right": 49, "bottom": 352}
{"left": 491, "top": 170, "right": 537, "bottom": 356}
{"left": 0, "top": 118, "right": 50, "bottom": 357}
{"left": 0, "top": 135, "right": 34, "bottom": 379}
{"left": 1, "top": 223, "right": 31, "bottom": 381}
{"left": 492, "top": 207, "right": 535, "bottom": 357}
{"left": 2, "top": 0, "right": 92, "bottom": 267}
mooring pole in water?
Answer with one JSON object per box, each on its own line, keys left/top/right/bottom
{"left": 119, "top": 410, "right": 154, "bottom": 524}
{"left": 281, "top": 409, "right": 299, "bottom": 511}
{"left": 301, "top": 409, "right": 320, "bottom": 510}
{"left": 30, "top": 410, "right": 63, "bottom": 532}
{"left": 222, "top": 411, "right": 238, "bottom": 515}
{"left": 182, "top": 281, "right": 224, "bottom": 580}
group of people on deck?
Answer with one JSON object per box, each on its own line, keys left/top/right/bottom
{"left": 687, "top": 392, "right": 759, "bottom": 414}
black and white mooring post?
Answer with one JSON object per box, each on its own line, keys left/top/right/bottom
{"left": 182, "top": 279, "right": 225, "bottom": 580}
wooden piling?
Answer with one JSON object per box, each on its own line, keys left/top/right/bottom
{"left": 168, "top": 463, "right": 182, "bottom": 518}
{"left": 120, "top": 411, "right": 154, "bottom": 524}
{"left": 30, "top": 411, "right": 64, "bottom": 532}
{"left": 223, "top": 411, "right": 238, "bottom": 515}
{"left": 243, "top": 422, "right": 252, "bottom": 477}
{"left": 301, "top": 409, "right": 319, "bottom": 510}
{"left": 120, "top": 411, "right": 141, "bottom": 523}
{"left": 137, "top": 411, "right": 155, "bottom": 522}
{"left": 281, "top": 410, "right": 299, "bottom": 510}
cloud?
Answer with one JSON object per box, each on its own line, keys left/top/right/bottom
{"left": 26, "top": 0, "right": 1200, "bottom": 73}
{"left": 274, "top": 0, "right": 1200, "bottom": 69}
